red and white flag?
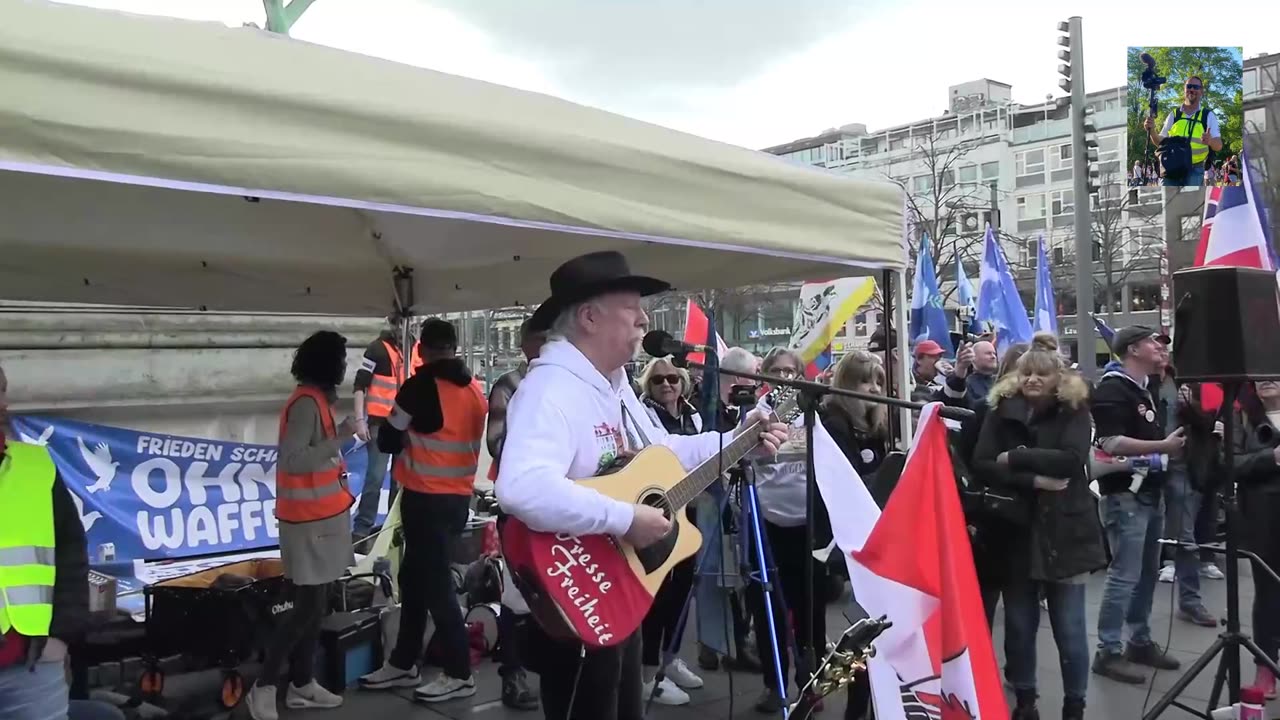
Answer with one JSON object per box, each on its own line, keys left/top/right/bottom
{"left": 682, "top": 298, "right": 728, "bottom": 365}
{"left": 814, "top": 402, "right": 1006, "bottom": 720}
{"left": 1194, "top": 153, "right": 1277, "bottom": 412}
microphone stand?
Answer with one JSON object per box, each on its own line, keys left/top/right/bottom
{"left": 667, "top": 350, "right": 972, "bottom": 713}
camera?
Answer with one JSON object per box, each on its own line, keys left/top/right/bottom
{"left": 729, "top": 384, "right": 759, "bottom": 408}
{"left": 1139, "top": 52, "right": 1167, "bottom": 91}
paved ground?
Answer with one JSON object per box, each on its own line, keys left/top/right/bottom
{"left": 214, "top": 560, "right": 1269, "bottom": 719}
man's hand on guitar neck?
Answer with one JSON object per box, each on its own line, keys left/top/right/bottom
{"left": 742, "top": 408, "right": 790, "bottom": 458}
{"left": 623, "top": 504, "right": 672, "bottom": 549}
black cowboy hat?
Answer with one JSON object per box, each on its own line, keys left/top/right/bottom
{"left": 528, "top": 251, "right": 670, "bottom": 332}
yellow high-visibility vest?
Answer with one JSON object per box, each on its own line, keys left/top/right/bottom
{"left": 0, "top": 442, "right": 57, "bottom": 637}
{"left": 1167, "top": 107, "right": 1210, "bottom": 166}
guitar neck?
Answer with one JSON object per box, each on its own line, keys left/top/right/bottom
{"left": 665, "top": 419, "right": 766, "bottom": 509}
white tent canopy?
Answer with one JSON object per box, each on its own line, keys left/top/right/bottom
{"left": 0, "top": 1, "right": 905, "bottom": 316}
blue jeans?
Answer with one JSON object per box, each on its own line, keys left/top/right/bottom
{"left": 1163, "top": 467, "right": 1204, "bottom": 611}
{"left": 1004, "top": 577, "right": 1090, "bottom": 701}
{"left": 352, "top": 422, "right": 395, "bottom": 537}
{"left": 1097, "top": 493, "right": 1163, "bottom": 654}
{"left": 0, "top": 660, "right": 69, "bottom": 720}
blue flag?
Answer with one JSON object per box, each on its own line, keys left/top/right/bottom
{"left": 1091, "top": 313, "right": 1115, "bottom": 346}
{"left": 976, "top": 225, "right": 1034, "bottom": 350}
{"left": 1033, "top": 235, "right": 1058, "bottom": 334}
{"left": 955, "top": 254, "right": 982, "bottom": 336}
{"left": 908, "top": 233, "right": 953, "bottom": 355}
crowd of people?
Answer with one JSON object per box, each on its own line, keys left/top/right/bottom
{"left": 1129, "top": 156, "right": 1242, "bottom": 187}
{"left": 6, "top": 249, "right": 1280, "bottom": 720}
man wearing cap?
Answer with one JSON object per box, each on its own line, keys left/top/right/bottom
{"left": 494, "top": 251, "right": 789, "bottom": 720}
{"left": 910, "top": 339, "right": 948, "bottom": 405}
{"left": 1091, "top": 326, "right": 1188, "bottom": 685}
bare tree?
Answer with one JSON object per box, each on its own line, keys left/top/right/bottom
{"left": 1091, "top": 175, "right": 1164, "bottom": 322}
{"left": 893, "top": 128, "right": 993, "bottom": 305}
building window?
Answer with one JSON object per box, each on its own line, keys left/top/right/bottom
{"left": 1130, "top": 283, "right": 1162, "bottom": 312}
{"left": 1051, "top": 189, "right": 1074, "bottom": 216}
{"left": 1245, "top": 68, "right": 1259, "bottom": 97}
{"left": 1050, "top": 143, "right": 1072, "bottom": 171}
{"left": 1246, "top": 107, "right": 1267, "bottom": 133}
{"left": 1017, "top": 193, "right": 1046, "bottom": 220}
{"left": 981, "top": 161, "right": 1000, "bottom": 182}
{"left": 941, "top": 169, "right": 955, "bottom": 188}
{"left": 912, "top": 175, "right": 934, "bottom": 194}
{"left": 957, "top": 164, "right": 978, "bottom": 184}
{"left": 1016, "top": 149, "right": 1046, "bottom": 178}
{"left": 1262, "top": 64, "right": 1278, "bottom": 94}
{"left": 1180, "top": 214, "right": 1201, "bottom": 243}
{"left": 1098, "top": 134, "right": 1121, "bottom": 165}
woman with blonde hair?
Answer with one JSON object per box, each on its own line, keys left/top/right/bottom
{"left": 636, "top": 357, "right": 703, "bottom": 704}
{"left": 972, "top": 333, "right": 1107, "bottom": 720}
{"left": 821, "top": 350, "right": 889, "bottom": 474}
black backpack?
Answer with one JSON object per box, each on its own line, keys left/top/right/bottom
{"left": 1158, "top": 107, "right": 1209, "bottom": 182}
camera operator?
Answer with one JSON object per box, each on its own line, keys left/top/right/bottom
{"left": 1144, "top": 75, "right": 1223, "bottom": 187}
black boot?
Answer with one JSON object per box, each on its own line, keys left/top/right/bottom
{"left": 1062, "top": 697, "right": 1085, "bottom": 720}
{"left": 501, "top": 669, "right": 539, "bottom": 711}
{"left": 1011, "top": 689, "right": 1040, "bottom": 720}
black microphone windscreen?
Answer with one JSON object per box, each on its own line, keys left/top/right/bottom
{"left": 642, "top": 330, "right": 673, "bottom": 358}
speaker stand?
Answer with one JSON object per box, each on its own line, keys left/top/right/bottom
{"left": 1142, "top": 381, "right": 1280, "bottom": 719}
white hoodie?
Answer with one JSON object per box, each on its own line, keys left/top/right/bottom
{"left": 495, "top": 338, "right": 732, "bottom": 538}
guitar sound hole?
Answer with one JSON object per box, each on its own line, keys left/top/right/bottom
{"left": 634, "top": 491, "right": 678, "bottom": 575}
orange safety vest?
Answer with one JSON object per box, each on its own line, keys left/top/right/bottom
{"left": 275, "top": 386, "right": 354, "bottom": 523}
{"left": 365, "top": 339, "right": 424, "bottom": 419}
{"left": 392, "top": 379, "right": 487, "bottom": 495}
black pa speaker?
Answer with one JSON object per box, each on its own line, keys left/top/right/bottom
{"left": 1171, "top": 265, "right": 1280, "bottom": 382}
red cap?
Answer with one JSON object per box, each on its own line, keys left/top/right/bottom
{"left": 914, "top": 339, "right": 945, "bottom": 357}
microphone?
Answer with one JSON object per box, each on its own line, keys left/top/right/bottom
{"left": 1140, "top": 52, "right": 1156, "bottom": 69}
{"left": 642, "top": 330, "right": 713, "bottom": 358}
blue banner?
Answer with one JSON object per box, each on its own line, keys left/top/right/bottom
{"left": 10, "top": 415, "right": 386, "bottom": 563}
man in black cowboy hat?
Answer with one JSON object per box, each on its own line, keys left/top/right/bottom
{"left": 496, "top": 251, "right": 789, "bottom": 720}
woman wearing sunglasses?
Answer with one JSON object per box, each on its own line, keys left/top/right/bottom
{"left": 635, "top": 358, "right": 704, "bottom": 705}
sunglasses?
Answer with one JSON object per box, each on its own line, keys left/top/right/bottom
{"left": 650, "top": 374, "right": 681, "bottom": 385}
{"left": 1185, "top": 84, "right": 1202, "bottom": 90}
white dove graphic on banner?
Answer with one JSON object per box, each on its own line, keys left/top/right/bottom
{"left": 77, "top": 436, "right": 119, "bottom": 493}
{"left": 18, "top": 425, "right": 54, "bottom": 446}
{"left": 68, "top": 489, "right": 102, "bottom": 531}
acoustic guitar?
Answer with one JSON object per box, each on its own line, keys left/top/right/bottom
{"left": 501, "top": 388, "right": 801, "bottom": 648}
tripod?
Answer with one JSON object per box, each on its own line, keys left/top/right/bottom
{"left": 1143, "top": 380, "right": 1280, "bottom": 719}
{"left": 643, "top": 417, "right": 795, "bottom": 718}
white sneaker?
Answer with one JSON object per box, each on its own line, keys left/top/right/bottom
{"left": 1159, "top": 564, "right": 1176, "bottom": 583}
{"left": 286, "top": 680, "right": 344, "bottom": 709}
{"left": 665, "top": 658, "right": 704, "bottom": 689}
{"left": 1202, "top": 563, "right": 1225, "bottom": 580}
{"left": 413, "top": 675, "right": 477, "bottom": 703}
{"left": 358, "top": 662, "right": 421, "bottom": 689}
{"left": 245, "top": 683, "right": 279, "bottom": 720}
{"left": 644, "top": 677, "right": 690, "bottom": 706}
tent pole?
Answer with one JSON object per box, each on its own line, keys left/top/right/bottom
{"left": 894, "top": 269, "right": 913, "bottom": 447}
{"left": 393, "top": 267, "right": 414, "bottom": 381}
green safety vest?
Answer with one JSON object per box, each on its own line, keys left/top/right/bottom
{"left": 1167, "top": 107, "right": 1210, "bottom": 166}
{"left": 0, "top": 442, "right": 57, "bottom": 637}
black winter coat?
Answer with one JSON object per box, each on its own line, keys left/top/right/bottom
{"left": 1230, "top": 411, "right": 1280, "bottom": 563}
{"left": 971, "top": 373, "right": 1108, "bottom": 582}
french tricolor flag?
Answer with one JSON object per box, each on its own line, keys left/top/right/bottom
{"left": 1195, "top": 150, "right": 1276, "bottom": 412}
{"left": 681, "top": 298, "right": 727, "bottom": 366}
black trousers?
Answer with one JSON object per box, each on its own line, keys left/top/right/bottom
{"left": 260, "top": 582, "right": 329, "bottom": 687}
{"left": 498, "top": 607, "right": 532, "bottom": 677}
{"left": 527, "top": 622, "right": 643, "bottom": 720}
{"left": 747, "top": 521, "right": 827, "bottom": 693}
{"left": 640, "top": 558, "right": 695, "bottom": 667}
{"left": 390, "top": 490, "right": 471, "bottom": 679}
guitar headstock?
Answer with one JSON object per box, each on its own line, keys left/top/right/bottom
{"left": 767, "top": 386, "right": 803, "bottom": 424}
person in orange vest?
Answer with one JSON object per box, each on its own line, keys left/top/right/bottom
{"left": 485, "top": 318, "right": 546, "bottom": 711}
{"left": 351, "top": 316, "right": 421, "bottom": 544}
{"left": 358, "top": 318, "right": 487, "bottom": 704}
{"left": 246, "top": 331, "right": 356, "bottom": 720}
{"left": 0, "top": 361, "right": 90, "bottom": 720}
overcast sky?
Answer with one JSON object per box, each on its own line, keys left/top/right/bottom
{"left": 63, "top": 0, "right": 1279, "bottom": 149}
